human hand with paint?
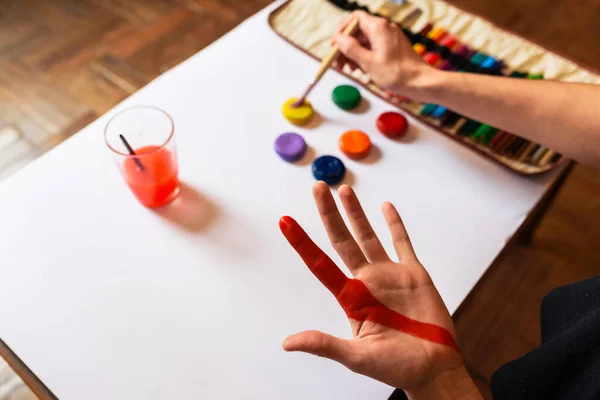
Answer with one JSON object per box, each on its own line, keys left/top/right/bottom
{"left": 279, "top": 182, "right": 482, "bottom": 399}
{"left": 331, "top": 10, "right": 433, "bottom": 97}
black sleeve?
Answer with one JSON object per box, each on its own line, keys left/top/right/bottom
{"left": 388, "top": 389, "right": 408, "bottom": 400}
{"left": 491, "top": 276, "right": 600, "bottom": 400}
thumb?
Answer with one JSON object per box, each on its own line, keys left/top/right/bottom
{"left": 335, "top": 35, "right": 372, "bottom": 68}
{"left": 283, "top": 330, "right": 358, "bottom": 369}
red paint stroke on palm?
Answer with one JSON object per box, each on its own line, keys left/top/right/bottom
{"left": 280, "top": 216, "right": 460, "bottom": 354}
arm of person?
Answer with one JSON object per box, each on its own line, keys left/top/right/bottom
{"left": 410, "top": 71, "right": 600, "bottom": 167}
{"left": 407, "top": 365, "right": 483, "bottom": 400}
{"left": 333, "top": 11, "right": 600, "bottom": 168}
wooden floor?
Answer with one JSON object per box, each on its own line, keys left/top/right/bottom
{"left": 1, "top": 0, "right": 600, "bottom": 399}
{"left": 0, "top": 0, "right": 271, "bottom": 180}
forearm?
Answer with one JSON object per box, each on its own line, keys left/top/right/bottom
{"left": 406, "top": 365, "right": 484, "bottom": 400}
{"left": 403, "top": 69, "right": 600, "bottom": 168}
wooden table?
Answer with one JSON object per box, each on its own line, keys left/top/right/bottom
{"left": 0, "top": 2, "right": 570, "bottom": 399}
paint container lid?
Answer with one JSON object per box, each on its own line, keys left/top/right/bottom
{"left": 376, "top": 112, "right": 408, "bottom": 138}
{"left": 339, "top": 130, "right": 371, "bottom": 159}
{"left": 332, "top": 85, "right": 361, "bottom": 110}
{"left": 312, "top": 155, "right": 346, "bottom": 186}
{"left": 274, "top": 132, "right": 307, "bottom": 162}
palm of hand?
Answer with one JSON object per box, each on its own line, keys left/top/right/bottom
{"left": 280, "top": 182, "right": 462, "bottom": 390}
{"left": 351, "top": 263, "right": 462, "bottom": 389}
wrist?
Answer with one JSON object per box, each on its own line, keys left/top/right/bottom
{"left": 405, "top": 364, "right": 483, "bottom": 400}
{"left": 394, "top": 66, "right": 449, "bottom": 103}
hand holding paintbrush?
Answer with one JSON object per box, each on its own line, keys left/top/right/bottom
{"left": 291, "top": 17, "right": 360, "bottom": 108}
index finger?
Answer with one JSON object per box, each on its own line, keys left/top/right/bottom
{"left": 280, "top": 216, "right": 349, "bottom": 298}
{"left": 329, "top": 10, "right": 379, "bottom": 46}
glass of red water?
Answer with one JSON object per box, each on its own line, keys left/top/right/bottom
{"left": 104, "top": 106, "right": 179, "bottom": 208}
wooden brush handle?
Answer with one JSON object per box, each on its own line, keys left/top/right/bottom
{"left": 314, "top": 18, "right": 360, "bottom": 80}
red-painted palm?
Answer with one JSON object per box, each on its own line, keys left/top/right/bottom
{"left": 279, "top": 182, "right": 471, "bottom": 395}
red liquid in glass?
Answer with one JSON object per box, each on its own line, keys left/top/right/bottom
{"left": 123, "top": 145, "right": 179, "bottom": 207}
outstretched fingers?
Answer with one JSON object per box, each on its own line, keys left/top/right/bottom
{"left": 338, "top": 185, "right": 390, "bottom": 263}
{"left": 381, "top": 202, "right": 417, "bottom": 262}
{"left": 279, "top": 216, "right": 349, "bottom": 297}
{"left": 313, "top": 182, "right": 369, "bottom": 273}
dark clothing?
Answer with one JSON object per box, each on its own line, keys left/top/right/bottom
{"left": 389, "top": 276, "right": 600, "bottom": 400}
{"left": 491, "top": 276, "right": 600, "bottom": 399}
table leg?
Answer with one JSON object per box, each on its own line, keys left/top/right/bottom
{"left": 517, "top": 161, "right": 575, "bottom": 245}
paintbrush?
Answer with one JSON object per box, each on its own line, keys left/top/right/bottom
{"left": 291, "top": 18, "right": 360, "bottom": 108}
